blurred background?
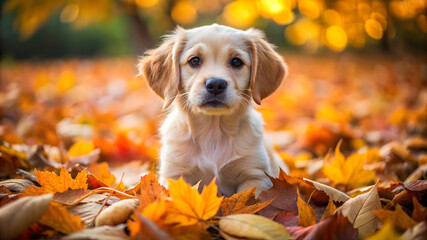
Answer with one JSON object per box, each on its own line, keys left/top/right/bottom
{"left": 1, "top": 0, "right": 426, "bottom": 174}
{"left": 1, "top": 0, "right": 426, "bottom": 59}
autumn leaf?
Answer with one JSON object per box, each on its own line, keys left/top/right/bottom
{"left": 373, "top": 204, "right": 417, "bottom": 230}
{"left": 412, "top": 197, "right": 427, "bottom": 222}
{"left": 128, "top": 211, "right": 172, "bottom": 240}
{"left": 219, "top": 214, "right": 290, "bottom": 240}
{"left": 297, "top": 189, "right": 316, "bottom": 227}
{"left": 165, "top": 177, "right": 223, "bottom": 227}
{"left": 133, "top": 172, "right": 169, "bottom": 208}
{"left": 323, "top": 141, "right": 377, "bottom": 189}
{"left": 39, "top": 202, "right": 85, "bottom": 234}
{"left": 141, "top": 200, "right": 169, "bottom": 226}
{"left": 23, "top": 166, "right": 88, "bottom": 195}
{"left": 337, "top": 184, "right": 381, "bottom": 238}
{"left": 219, "top": 187, "right": 272, "bottom": 216}
{"left": 88, "top": 162, "right": 116, "bottom": 187}
{"left": 95, "top": 199, "right": 139, "bottom": 226}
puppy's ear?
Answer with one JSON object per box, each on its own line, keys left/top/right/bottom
{"left": 246, "top": 29, "right": 287, "bottom": 105}
{"left": 138, "top": 28, "right": 186, "bottom": 109}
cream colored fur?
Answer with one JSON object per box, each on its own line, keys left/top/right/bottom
{"left": 139, "top": 24, "right": 288, "bottom": 196}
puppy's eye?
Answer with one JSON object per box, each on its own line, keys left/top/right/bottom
{"left": 231, "top": 58, "right": 243, "bottom": 68}
{"left": 189, "top": 57, "right": 201, "bottom": 67}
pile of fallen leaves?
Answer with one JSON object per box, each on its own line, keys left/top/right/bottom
{"left": 0, "top": 54, "right": 426, "bottom": 239}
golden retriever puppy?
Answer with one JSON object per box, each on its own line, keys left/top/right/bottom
{"left": 139, "top": 24, "right": 287, "bottom": 196}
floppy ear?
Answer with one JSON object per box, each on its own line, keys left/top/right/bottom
{"left": 138, "top": 28, "right": 186, "bottom": 109}
{"left": 246, "top": 29, "right": 287, "bottom": 105}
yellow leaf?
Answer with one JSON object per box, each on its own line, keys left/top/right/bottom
{"left": 68, "top": 140, "right": 95, "bottom": 157}
{"left": 39, "top": 202, "right": 85, "bottom": 234}
{"left": 23, "top": 166, "right": 88, "bottom": 195}
{"left": 373, "top": 204, "right": 417, "bottom": 230}
{"left": 320, "top": 198, "right": 337, "bottom": 221}
{"left": 297, "top": 189, "right": 316, "bottom": 227}
{"left": 365, "top": 222, "right": 404, "bottom": 240}
{"left": 142, "top": 200, "right": 168, "bottom": 225}
{"left": 323, "top": 141, "right": 376, "bottom": 189}
{"left": 166, "top": 177, "right": 223, "bottom": 227}
{"left": 219, "top": 214, "right": 290, "bottom": 240}
{"left": 88, "top": 163, "right": 116, "bottom": 187}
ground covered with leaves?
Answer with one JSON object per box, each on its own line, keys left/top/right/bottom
{"left": 0, "top": 54, "right": 426, "bottom": 239}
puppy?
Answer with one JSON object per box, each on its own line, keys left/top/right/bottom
{"left": 139, "top": 24, "right": 287, "bottom": 196}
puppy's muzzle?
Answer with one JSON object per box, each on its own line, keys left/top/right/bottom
{"left": 201, "top": 78, "right": 228, "bottom": 108}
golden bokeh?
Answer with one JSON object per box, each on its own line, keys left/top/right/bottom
{"left": 135, "top": 0, "right": 159, "bottom": 8}
{"left": 171, "top": 1, "right": 198, "bottom": 25}
{"left": 324, "top": 25, "right": 347, "bottom": 51}
{"left": 60, "top": 4, "right": 79, "bottom": 23}
{"left": 365, "top": 19, "right": 383, "bottom": 39}
{"left": 223, "top": 0, "right": 258, "bottom": 28}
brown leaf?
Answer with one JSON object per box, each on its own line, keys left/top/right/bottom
{"left": 69, "top": 202, "right": 103, "bottom": 227}
{"left": 337, "top": 184, "right": 381, "bottom": 238}
{"left": 0, "top": 178, "right": 35, "bottom": 192}
{"left": 0, "top": 194, "right": 53, "bottom": 239}
{"left": 286, "top": 214, "right": 357, "bottom": 240}
{"left": 134, "top": 172, "right": 168, "bottom": 209}
{"left": 219, "top": 187, "right": 272, "bottom": 216}
{"left": 275, "top": 211, "right": 298, "bottom": 227}
{"left": 95, "top": 199, "right": 139, "bottom": 226}
{"left": 297, "top": 189, "right": 316, "bottom": 227}
{"left": 373, "top": 204, "right": 417, "bottom": 230}
{"left": 53, "top": 189, "right": 92, "bottom": 206}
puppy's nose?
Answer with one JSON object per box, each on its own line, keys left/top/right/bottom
{"left": 205, "top": 78, "right": 227, "bottom": 95}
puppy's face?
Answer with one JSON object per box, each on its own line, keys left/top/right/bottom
{"left": 180, "top": 26, "right": 252, "bottom": 115}
{"left": 140, "top": 24, "right": 287, "bottom": 115}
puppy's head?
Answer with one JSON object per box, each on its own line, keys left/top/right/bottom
{"left": 139, "top": 24, "right": 287, "bottom": 115}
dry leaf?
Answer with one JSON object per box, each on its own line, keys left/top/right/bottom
{"left": 62, "top": 224, "right": 128, "bottom": 240}
{"left": 365, "top": 222, "right": 404, "bottom": 240}
{"left": 412, "top": 197, "right": 427, "bottom": 222}
{"left": 219, "top": 187, "right": 272, "bottom": 216}
{"left": 166, "top": 177, "right": 223, "bottom": 227}
{"left": 53, "top": 189, "right": 92, "bottom": 206}
{"left": 69, "top": 202, "right": 103, "bottom": 227}
{"left": 337, "top": 184, "right": 381, "bottom": 238}
{"left": 0, "top": 194, "right": 53, "bottom": 239}
{"left": 304, "top": 178, "right": 350, "bottom": 202}
{"left": 141, "top": 200, "right": 168, "bottom": 226}
{"left": 39, "top": 202, "right": 85, "bottom": 234}
{"left": 373, "top": 204, "right": 417, "bottom": 230}
{"left": 297, "top": 189, "right": 316, "bottom": 227}
{"left": 219, "top": 214, "right": 290, "bottom": 240}
{"left": 95, "top": 199, "right": 139, "bottom": 226}
{"left": 23, "top": 166, "right": 88, "bottom": 195}
{"left": 0, "top": 178, "right": 35, "bottom": 192}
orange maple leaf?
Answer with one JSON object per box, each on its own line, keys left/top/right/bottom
{"left": 323, "top": 141, "right": 376, "bottom": 189}
{"left": 165, "top": 177, "right": 223, "bottom": 227}
{"left": 219, "top": 187, "right": 272, "bottom": 216}
{"left": 38, "top": 202, "right": 85, "bottom": 234}
{"left": 133, "top": 172, "right": 169, "bottom": 209}
{"left": 87, "top": 162, "right": 116, "bottom": 187}
{"left": 23, "top": 166, "right": 87, "bottom": 195}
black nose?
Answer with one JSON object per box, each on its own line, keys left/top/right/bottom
{"left": 205, "top": 78, "right": 227, "bottom": 95}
